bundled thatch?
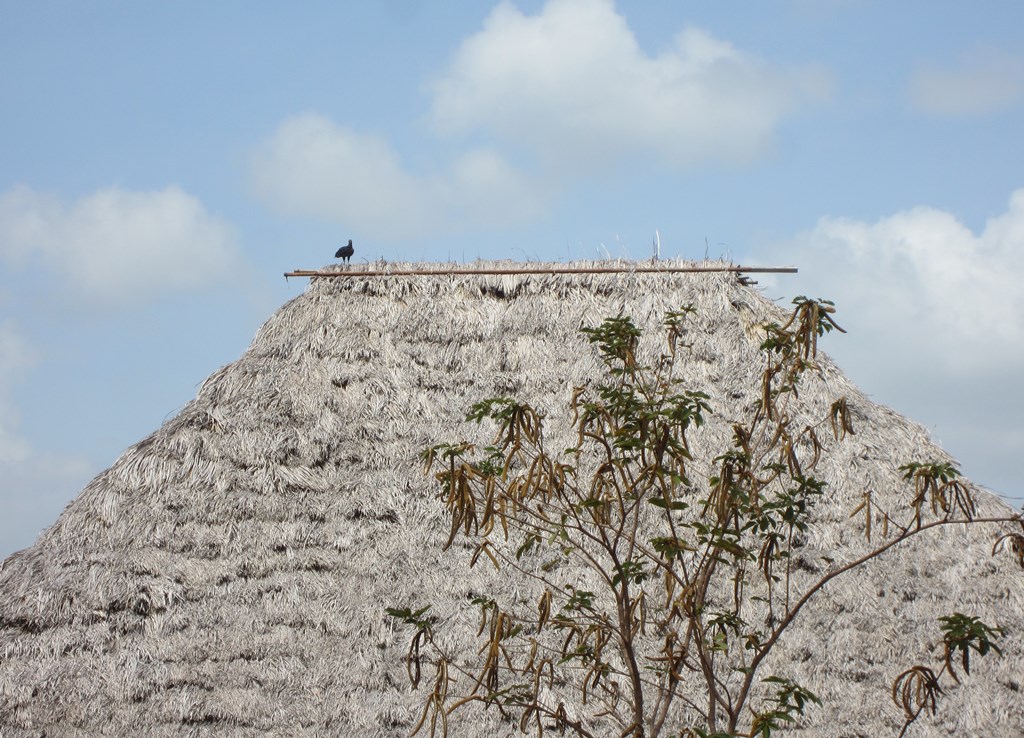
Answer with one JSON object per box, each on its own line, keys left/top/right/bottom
{"left": 1, "top": 260, "right": 1021, "bottom": 737}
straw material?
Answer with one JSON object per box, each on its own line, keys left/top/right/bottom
{"left": 1, "top": 260, "right": 1021, "bottom": 736}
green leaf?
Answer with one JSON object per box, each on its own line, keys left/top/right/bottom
{"left": 939, "top": 612, "right": 1004, "bottom": 676}
{"left": 466, "top": 396, "right": 519, "bottom": 424}
{"left": 648, "top": 496, "right": 689, "bottom": 511}
{"left": 651, "top": 536, "right": 693, "bottom": 559}
{"left": 563, "top": 589, "right": 595, "bottom": 612}
{"left": 612, "top": 559, "right": 649, "bottom": 587}
{"left": 385, "top": 605, "right": 435, "bottom": 629}
{"left": 515, "top": 532, "right": 540, "bottom": 560}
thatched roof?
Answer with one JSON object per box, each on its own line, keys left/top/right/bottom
{"left": 1, "top": 260, "right": 1021, "bottom": 737}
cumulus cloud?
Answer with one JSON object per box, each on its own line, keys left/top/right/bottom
{"left": 768, "top": 192, "right": 1024, "bottom": 506}
{"left": 0, "top": 319, "right": 94, "bottom": 556}
{"left": 909, "top": 48, "right": 1024, "bottom": 116}
{"left": 429, "top": 0, "right": 830, "bottom": 171}
{"left": 777, "top": 189, "right": 1024, "bottom": 375}
{"left": 251, "top": 3, "right": 829, "bottom": 238}
{"left": 0, "top": 185, "right": 240, "bottom": 305}
{"left": 0, "top": 321, "right": 35, "bottom": 464}
{"left": 443, "top": 148, "right": 545, "bottom": 224}
{"left": 250, "top": 115, "right": 438, "bottom": 237}
{"left": 250, "top": 113, "right": 545, "bottom": 240}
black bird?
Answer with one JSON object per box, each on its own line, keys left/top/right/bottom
{"left": 335, "top": 239, "right": 354, "bottom": 263}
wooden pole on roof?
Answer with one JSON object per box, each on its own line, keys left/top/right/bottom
{"left": 284, "top": 265, "right": 797, "bottom": 279}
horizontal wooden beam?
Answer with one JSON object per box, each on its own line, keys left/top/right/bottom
{"left": 284, "top": 264, "right": 798, "bottom": 279}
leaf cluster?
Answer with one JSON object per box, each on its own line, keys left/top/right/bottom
{"left": 388, "top": 296, "right": 1021, "bottom": 738}
{"left": 892, "top": 613, "right": 1006, "bottom": 737}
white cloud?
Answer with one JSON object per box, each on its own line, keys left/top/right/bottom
{"left": 250, "top": 114, "right": 439, "bottom": 237}
{"left": 0, "top": 185, "right": 241, "bottom": 305}
{"left": 249, "top": 113, "right": 545, "bottom": 240}
{"left": 429, "top": 0, "right": 830, "bottom": 171}
{"left": 444, "top": 148, "right": 544, "bottom": 224}
{"left": 251, "top": 3, "right": 829, "bottom": 238}
{"left": 0, "top": 320, "right": 93, "bottom": 557}
{"left": 764, "top": 193, "right": 1024, "bottom": 506}
{"left": 0, "top": 321, "right": 36, "bottom": 464}
{"left": 909, "top": 48, "right": 1024, "bottom": 116}
{"left": 777, "top": 189, "right": 1024, "bottom": 375}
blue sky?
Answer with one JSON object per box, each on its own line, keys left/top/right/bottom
{"left": 1, "top": 0, "right": 1022, "bottom": 557}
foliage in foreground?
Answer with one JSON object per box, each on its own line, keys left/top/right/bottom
{"left": 390, "top": 297, "right": 1023, "bottom": 737}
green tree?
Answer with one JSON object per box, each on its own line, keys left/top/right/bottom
{"left": 391, "top": 298, "right": 1023, "bottom": 737}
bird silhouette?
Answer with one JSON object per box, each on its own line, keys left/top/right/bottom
{"left": 335, "top": 239, "right": 354, "bottom": 263}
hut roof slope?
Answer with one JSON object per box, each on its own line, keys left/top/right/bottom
{"left": 1, "top": 260, "right": 1021, "bottom": 736}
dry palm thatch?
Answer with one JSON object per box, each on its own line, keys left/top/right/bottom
{"left": 0, "top": 260, "right": 1021, "bottom": 737}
